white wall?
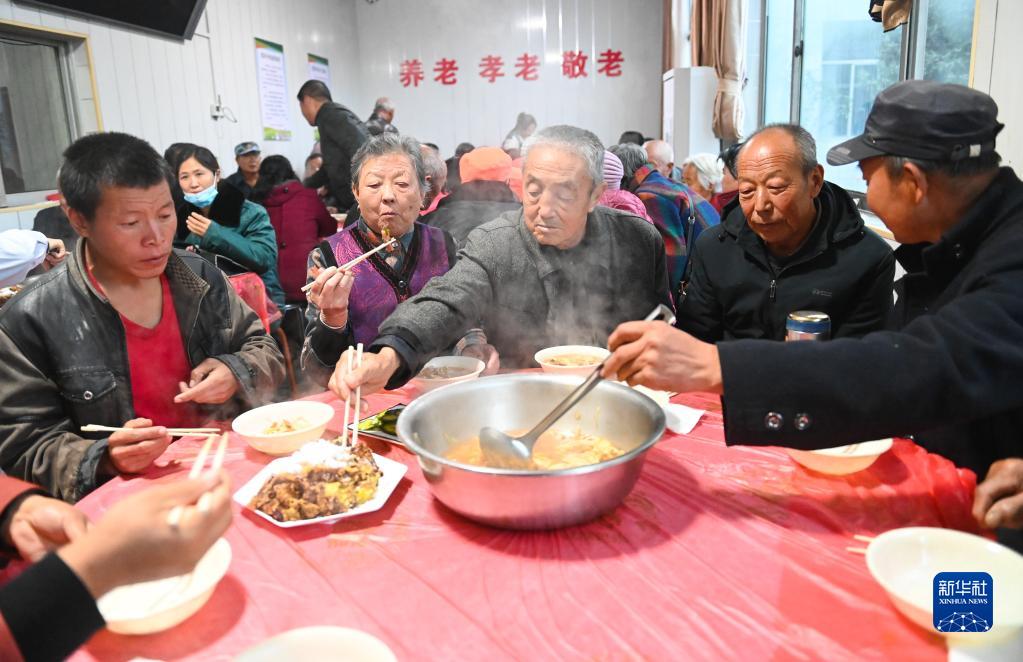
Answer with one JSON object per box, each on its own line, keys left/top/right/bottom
{"left": 0, "top": 0, "right": 364, "bottom": 229}
{"left": 972, "top": 0, "right": 1022, "bottom": 171}
{"left": 0, "top": 0, "right": 663, "bottom": 230}
{"left": 351, "top": 0, "right": 663, "bottom": 155}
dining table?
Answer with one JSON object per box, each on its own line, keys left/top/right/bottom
{"left": 69, "top": 378, "right": 981, "bottom": 661}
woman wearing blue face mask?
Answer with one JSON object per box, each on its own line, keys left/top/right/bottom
{"left": 176, "top": 145, "right": 285, "bottom": 306}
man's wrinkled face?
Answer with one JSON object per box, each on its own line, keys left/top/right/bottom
{"left": 860, "top": 156, "right": 928, "bottom": 244}
{"left": 736, "top": 130, "right": 823, "bottom": 255}
{"left": 522, "top": 145, "right": 605, "bottom": 250}
{"left": 236, "top": 152, "right": 261, "bottom": 176}
{"left": 69, "top": 184, "right": 176, "bottom": 280}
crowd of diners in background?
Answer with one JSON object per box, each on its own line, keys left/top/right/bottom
{"left": 0, "top": 77, "right": 1022, "bottom": 659}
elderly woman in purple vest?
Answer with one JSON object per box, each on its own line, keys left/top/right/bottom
{"left": 301, "top": 133, "right": 458, "bottom": 385}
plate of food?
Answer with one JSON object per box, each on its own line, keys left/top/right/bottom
{"left": 347, "top": 404, "right": 405, "bottom": 446}
{"left": 233, "top": 437, "right": 407, "bottom": 528}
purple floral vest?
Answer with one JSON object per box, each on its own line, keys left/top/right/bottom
{"left": 326, "top": 222, "right": 451, "bottom": 345}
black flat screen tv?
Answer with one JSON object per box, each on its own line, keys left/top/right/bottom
{"left": 17, "top": 1, "right": 208, "bottom": 40}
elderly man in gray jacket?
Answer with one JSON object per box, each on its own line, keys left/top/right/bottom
{"left": 328, "top": 125, "right": 672, "bottom": 397}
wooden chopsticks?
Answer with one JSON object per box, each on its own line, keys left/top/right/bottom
{"left": 300, "top": 238, "right": 396, "bottom": 293}
{"left": 166, "top": 432, "right": 228, "bottom": 527}
{"left": 340, "top": 343, "right": 364, "bottom": 445}
{"left": 81, "top": 424, "right": 220, "bottom": 437}
{"left": 846, "top": 534, "right": 876, "bottom": 555}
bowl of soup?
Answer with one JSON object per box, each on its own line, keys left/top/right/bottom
{"left": 534, "top": 345, "right": 610, "bottom": 377}
{"left": 397, "top": 373, "right": 666, "bottom": 529}
{"left": 407, "top": 356, "right": 485, "bottom": 395}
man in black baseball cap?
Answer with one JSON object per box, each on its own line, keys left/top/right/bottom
{"left": 599, "top": 80, "right": 1023, "bottom": 549}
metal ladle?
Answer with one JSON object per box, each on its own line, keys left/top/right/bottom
{"left": 479, "top": 304, "right": 676, "bottom": 467}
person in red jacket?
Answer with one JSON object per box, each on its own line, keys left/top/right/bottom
{"left": 253, "top": 156, "right": 337, "bottom": 303}
{"left": 0, "top": 474, "right": 231, "bottom": 660}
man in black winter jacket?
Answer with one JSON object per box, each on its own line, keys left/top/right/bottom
{"left": 602, "top": 81, "right": 1023, "bottom": 550}
{"left": 677, "top": 124, "right": 894, "bottom": 341}
{"left": 298, "top": 80, "right": 369, "bottom": 211}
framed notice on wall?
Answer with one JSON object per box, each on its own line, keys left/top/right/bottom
{"left": 255, "top": 38, "right": 291, "bottom": 141}
{"left": 308, "top": 53, "right": 330, "bottom": 85}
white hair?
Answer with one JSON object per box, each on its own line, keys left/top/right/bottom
{"left": 681, "top": 153, "right": 725, "bottom": 193}
{"left": 643, "top": 139, "right": 674, "bottom": 167}
{"left": 522, "top": 125, "right": 604, "bottom": 189}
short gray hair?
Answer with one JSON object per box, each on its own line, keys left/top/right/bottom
{"left": 643, "top": 139, "right": 674, "bottom": 166}
{"left": 681, "top": 153, "right": 724, "bottom": 192}
{"left": 373, "top": 96, "right": 394, "bottom": 112}
{"left": 739, "top": 123, "right": 818, "bottom": 175}
{"left": 522, "top": 125, "right": 604, "bottom": 189}
{"left": 609, "top": 143, "right": 647, "bottom": 181}
{"left": 351, "top": 133, "right": 428, "bottom": 194}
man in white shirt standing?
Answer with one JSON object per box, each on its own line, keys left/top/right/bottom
{"left": 0, "top": 229, "right": 67, "bottom": 287}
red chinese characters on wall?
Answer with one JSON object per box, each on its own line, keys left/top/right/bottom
{"left": 562, "top": 50, "right": 588, "bottom": 79}
{"left": 478, "top": 55, "right": 505, "bottom": 83}
{"left": 514, "top": 53, "right": 540, "bottom": 81}
{"left": 597, "top": 49, "right": 624, "bottom": 77}
{"left": 399, "top": 59, "right": 424, "bottom": 88}
{"left": 433, "top": 58, "right": 459, "bottom": 85}
{"left": 399, "top": 50, "right": 623, "bottom": 87}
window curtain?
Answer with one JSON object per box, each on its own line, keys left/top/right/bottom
{"left": 691, "top": 0, "right": 747, "bottom": 142}
{"left": 868, "top": 0, "right": 911, "bottom": 32}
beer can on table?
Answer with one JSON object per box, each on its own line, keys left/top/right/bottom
{"left": 786, "top": 311, "right": 830, "bottom": 341}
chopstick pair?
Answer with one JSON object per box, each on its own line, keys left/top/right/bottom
{"left": 340, "top": 343, "right": 365, "bottom": 446}
{"left": 166, "top": 432, "right": 228, "bottom": 528}
{"left": 81, "top": 424, "right": 220, "bottom": 437}
{"left": 300, "top": 238, "right": 396, "bottom": 293}
{"left": 846, "top": 534, "right": 876, "bottom": 555}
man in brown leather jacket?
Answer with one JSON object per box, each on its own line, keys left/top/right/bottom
{"left": 0, "top": 132, "right": 284, "bottom": 503}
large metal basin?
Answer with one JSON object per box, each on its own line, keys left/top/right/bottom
{"left": 396, "top": 373, "right": 666, "bottom": 529}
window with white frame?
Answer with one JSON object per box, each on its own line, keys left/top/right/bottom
{"left": 0, "top": 27, "right": 78, "bottom": 206}
{"left": 759, "top": 0, "right": 975, "bottom": 193}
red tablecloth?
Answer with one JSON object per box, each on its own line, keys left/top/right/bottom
{"left": 71, "top": 387, "right": 979, "bottom": 661}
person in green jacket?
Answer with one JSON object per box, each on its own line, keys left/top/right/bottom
{"left": 175, "top": 145, "right": 285, "bottom": 306}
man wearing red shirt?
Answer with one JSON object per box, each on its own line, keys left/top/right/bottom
{"left": 0, "top": 132, "right": 284, "bottom": 502}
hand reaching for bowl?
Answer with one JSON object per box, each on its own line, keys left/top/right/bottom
{"left": 56, "top": 471, "right": 232, "bottom": 599}
{"left": 602, "top": 321, "right": 723, "bottom": 394}
{"left": 307, "top": 267, "right": 355, "bottom": 329}
{"left": 328, "top": 347, "right": 401, "bottom": 406}
{"left": 973, "top": 458, "right": 1023, "bottom": 529}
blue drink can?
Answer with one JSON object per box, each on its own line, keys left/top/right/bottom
{"left": 786, "top": 311, "right": 830, "bottom": 341}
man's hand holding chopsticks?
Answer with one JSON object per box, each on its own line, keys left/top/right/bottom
{"left": 105, "top": 418, "right": 173, "bottom": 474}
{"left": 56, "top": 471, "right": 232, "bottom": 599}
{"left": 174, "top": 358, "right": 239, "bottom": 405}
{"left": 328, "top": 347, "right": 400, "bottom": 407}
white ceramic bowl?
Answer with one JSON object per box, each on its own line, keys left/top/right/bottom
{"left": 866, "top": 527, "right": 1023, "bottom": 642}
{"left": 236, "top": 626, "right": 396, "bottom": 662}
{"left": 97, "top": 538, "right": 231, "bottom": 635}
{"left": 407, "top": 356, "right": 485, "bottom": 395}
{"left": 232, "top": 400, "right": 335, "bottom": 456}
{"left": 786, "top": 438, "right": 893, "bottom": 475}
{"left": 534, "top": 345, "right": 610, "bottom": 377}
